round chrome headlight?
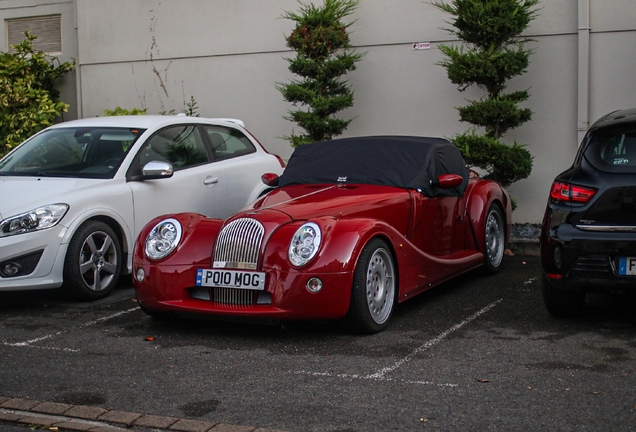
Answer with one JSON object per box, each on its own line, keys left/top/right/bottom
{"left": 145, "top": 218, "right": 182, "bottom": 260}
{"left": 288, "top": 222, "right": 321, "bottom": 267}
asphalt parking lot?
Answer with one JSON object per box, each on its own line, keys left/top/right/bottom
{"left": 1, "top": 255, "right": 636, "bottom": 432}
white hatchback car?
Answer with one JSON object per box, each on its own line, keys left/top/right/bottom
{"left": 0, "top": 115, "right": 285, "bottom": 300}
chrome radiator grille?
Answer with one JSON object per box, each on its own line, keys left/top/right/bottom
{"left": 212, "top": 288, "right": 254, "bottom": 305}
{"left": 213, "top": 218, "right": 265, "bottom": 269}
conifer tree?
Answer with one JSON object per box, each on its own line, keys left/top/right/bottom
{"left": 433, "top": 0, "right": 539, "bottom": 187}
{"left": 277, "top": 0, "right": 363, "bottom": 147}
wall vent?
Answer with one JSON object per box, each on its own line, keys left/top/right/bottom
{"left": 6, "top": 15, "right": 62, "bottom": 54}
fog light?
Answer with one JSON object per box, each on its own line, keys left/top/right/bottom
{"left": 3, "top": 263, "right": 20, "bottom": 276}
{"left": 306, "top": 277, "right": 323, "bottom": 293}
{"left": 553, "top": 246, "right": 563, "bottom": 269}
{"left": 135, "top": 268, "right": 145, "bottom": 282}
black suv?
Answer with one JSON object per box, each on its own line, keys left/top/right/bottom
{"left": 541, "top": 108, "right": 636, "bottom": 316}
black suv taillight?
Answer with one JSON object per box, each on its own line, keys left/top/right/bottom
{"left": 549, "top": 181, "right": 597, "bottom": 203}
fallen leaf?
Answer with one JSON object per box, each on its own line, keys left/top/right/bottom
{"left": 504, "top": 248, "right": 515, "bottom": 256}
{"left": 144, "top": 336, "right": 155, "bottom": 341}
{"left": 478, "top": 379, "right": 490, "bottom": 383}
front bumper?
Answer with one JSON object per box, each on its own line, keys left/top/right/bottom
{"left": 541, "top": 223, "right": 636, "bottom": 291}
{"left": 134, "top": 262, "right": 354, "bottom": 320}
{"left": 0, "top": 226, "right": 68, "bottom": 290}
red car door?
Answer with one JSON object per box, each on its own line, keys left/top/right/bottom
{"left": 409, "top": 193, "right": 464, "bottom": 254}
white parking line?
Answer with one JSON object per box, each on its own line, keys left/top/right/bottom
{"left": 294, "top": 370, "right": 458, "bottom": 387}
{"left": 3, "top": 331, "right": 79, "bottom": 352}
{"left": 295, "top": 299, "right": 503, "bottom": 387}
{"left": 2, "top": 307, "right": 139, "bottom": 352}
{"left": 79, "top": 307, "right": 140, "bottom": 327}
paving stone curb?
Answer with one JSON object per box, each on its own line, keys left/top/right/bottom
{"left": 0, "top": 397, "right": 288, "bottom": 432}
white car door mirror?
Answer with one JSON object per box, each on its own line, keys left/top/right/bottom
{"left": 141, "top": 161, "right": 174, "bottom": 179}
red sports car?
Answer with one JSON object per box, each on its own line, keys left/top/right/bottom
{"left": 133, "top": 136, "right": 511, "bottom": 333}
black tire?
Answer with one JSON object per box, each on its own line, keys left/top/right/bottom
{"left": 541, "top": 273, "right": 585, "bottom": 318}
{"left": 482, "top": 203, "right": 505, "bottom": 274}
{"left": 63, "top": 220, "right": 122, "bottom": 301}
{"left": 345, "top": 238, "right": 397, "bottom": 334}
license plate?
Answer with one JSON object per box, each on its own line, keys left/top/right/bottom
{"left": 618, "top": 257, "right": 636, "bottom": 275}
{"left": 196, "top": 269, "right": 266, "bottom": 290}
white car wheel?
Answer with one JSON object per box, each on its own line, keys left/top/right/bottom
{"left": 63, "top": 221, "right": 121, "bottom": 300}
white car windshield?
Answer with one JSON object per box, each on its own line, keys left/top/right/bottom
{"left": 0, "top": 127, "right": 145, "bottom": 179}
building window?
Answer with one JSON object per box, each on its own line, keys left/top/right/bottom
{"left": 6, "top": 15, "right": 62, "bottom": 54}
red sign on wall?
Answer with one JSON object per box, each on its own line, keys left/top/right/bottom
{"left": 412, "top": 42, "right": 431, "bottom": 51}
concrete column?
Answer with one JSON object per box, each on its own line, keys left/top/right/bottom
{"left": 578, "top": 0, "right": 590, "bottom": 145}
{"left": 73, "top": 0, "right": 83, "bottom": 118}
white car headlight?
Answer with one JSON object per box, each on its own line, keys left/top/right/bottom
{"left": 288, "top": 222, "right": 321, "bottom": 267}
{"left": 0, "top": 204, "right": 69, "bottom": 237}
{"left": 145, "top": 218, "right": 182, "bottom": 260}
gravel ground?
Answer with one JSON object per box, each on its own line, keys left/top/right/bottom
{"left": 510, "top": 223, "right": 541, "bottom": 239}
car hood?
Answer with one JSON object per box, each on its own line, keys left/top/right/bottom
{"left": 0, "top": 176, "right": 105, "bottom": 221}
{"left": 246, "top": 183, "right": 411, "bottom": 222}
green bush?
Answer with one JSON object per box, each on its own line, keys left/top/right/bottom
{"left": 0, "top": 32, "right": 75, "bottom": 158}
{"left": 453, "top": 130, "right": 533, "bottom": 186}
{"left": 277, "top": 0, "right": 364, "bottom": 147}
{"left": 103, "top": 107, "right": 148, "bottom": 116}
{"left": 105, "top": 96, "right": 199, "bottom": 117}
{"left": 434, "top": 0, "right": 539, "bottom": 188}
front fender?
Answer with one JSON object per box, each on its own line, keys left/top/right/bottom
{"left": 133, "top": 212, "right": 224, "bottom": 267}
{"left": 259, "top": 217, "right": 404, "bottom": 319}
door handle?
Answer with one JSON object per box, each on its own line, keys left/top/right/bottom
{"left": 204, "top": 176, "right": 219, "bottom": 185}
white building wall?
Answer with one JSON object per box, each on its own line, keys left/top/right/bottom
{"left": 6, "top": 0, "right": 636, "bottom": 223}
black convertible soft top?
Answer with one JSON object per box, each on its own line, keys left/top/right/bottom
{"left": 278, "top": 136, "right": 469, "bottom": 197}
